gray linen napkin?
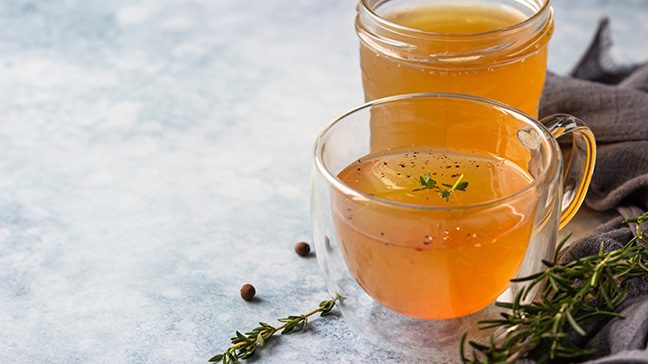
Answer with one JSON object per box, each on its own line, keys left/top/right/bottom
{"left": 538, "top": 18, "right": 648, "bottom": 363}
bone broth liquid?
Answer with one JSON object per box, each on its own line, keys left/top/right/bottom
{"left": 333, "top": 149, "right": 537, "bottom": 319}
{"left": 388, "top": 4, "right": 523, "bottom": 34}
{"left": 360, "top": 3, "right": 553, "bottom": 116}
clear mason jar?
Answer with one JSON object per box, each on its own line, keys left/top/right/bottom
{"left": 356, "top": 0, "right": 554, "bottom": 117}
{"left": 310, "top": 93, "right": 595, "bottom": 358}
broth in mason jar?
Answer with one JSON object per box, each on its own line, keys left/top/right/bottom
{"left": 359, "top": 2, "right": 552, "bottom": 116}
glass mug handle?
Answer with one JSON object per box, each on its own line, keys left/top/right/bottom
{"left": 540, "top": 114, "right": 597, "bottom": 229}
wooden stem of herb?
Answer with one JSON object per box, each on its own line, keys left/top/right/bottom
{"left": 413, "top": 173, "right": 469, "bottom": 200}
{"left": 209, "top": 297, "right": 339, "bottom": 363}
{"left": 461, "top": 211, "right": 648, "bottom": 363}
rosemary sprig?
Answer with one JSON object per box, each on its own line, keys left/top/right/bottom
{"left": 413, "top": 173, "right": 469, "bottom": 200}
{"left": 209, "top": 298, "right": 339, "bottom": 363}
{"left": 461, "top": 211, "right": 648, "bottom": 363}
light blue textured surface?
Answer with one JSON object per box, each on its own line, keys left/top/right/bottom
{"left": 0, "top": 1, "right": 646, "bottom": 363}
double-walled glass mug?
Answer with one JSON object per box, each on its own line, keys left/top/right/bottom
{"left": 310, "top": 93, "right": 595, "bottom": 357}
{"left": 356, "top": 0, "right": 553, "bottom": 117}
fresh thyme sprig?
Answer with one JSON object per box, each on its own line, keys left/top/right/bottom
{"left": 209, "top": 298, "right": 339, "bottom": 363}
{"left": 413, "top": 173, "right": 469, "bottom": 200}
{"left": 461, "top": 211, "right": 648, "bottom": 363}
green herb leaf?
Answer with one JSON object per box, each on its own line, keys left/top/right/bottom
{"left": 566, "top": 310, "right": 586, "bottom": 336}
{"left": 455, "top": 181, "right": 469, "bottom": 191}
{"left": 208, "top": 354, "right": 223, "bottom": 362}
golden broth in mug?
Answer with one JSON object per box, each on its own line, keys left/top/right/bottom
{"left": 334, "top": 148, "right": 537, "bottom": 319}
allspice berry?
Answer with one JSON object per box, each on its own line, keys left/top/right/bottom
{"left": 240, "top": 283, "right": 256, "bottom": 301}
{"left": 294, "top": 241, "right": 311, "bottom": 257}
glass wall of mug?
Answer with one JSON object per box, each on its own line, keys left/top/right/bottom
{"left": 310, "top": 93, "right": 595, "bottom": 357}
{"left": 356, "top": 0, "right": 553, "bottom": 117}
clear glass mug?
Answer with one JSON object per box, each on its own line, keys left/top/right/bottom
{"left": 357, "top": 0, "right": 553, "bottom": 117}
{"left": 310, "top": 93, "right": 595, "bottom": 357}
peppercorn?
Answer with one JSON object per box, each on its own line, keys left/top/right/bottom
{"left": 240, "top": 283, "right": 256, "bottom": 301}
{"left": 294, "top": 241, "right": 311, "bottom": 257}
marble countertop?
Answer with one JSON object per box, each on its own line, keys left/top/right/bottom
{"left": 0, "top": 0, "right": 646, "bottom": 363}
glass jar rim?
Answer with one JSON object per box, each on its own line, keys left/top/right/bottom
{"left": 358, "top": 0, "right": 551, "bottom": 38}
{"left": 314, "top": 92, "right": 561, "bottom": 212}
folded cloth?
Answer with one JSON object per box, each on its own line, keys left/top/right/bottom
{"left": 541, "top": 19, "right": 648, "bottom": 213}
{"left": 539, "top": 18, "right": 648, "bottom": 363}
